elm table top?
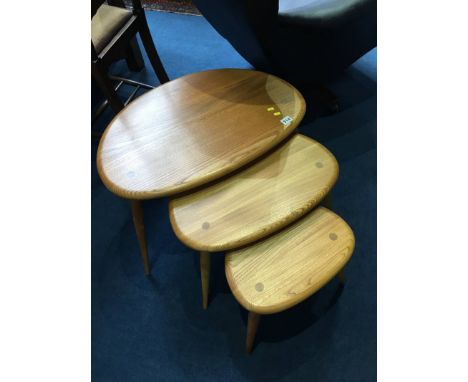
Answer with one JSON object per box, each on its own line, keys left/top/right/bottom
{"left": 225, "top": 207, "right": 355, "bottom": 315}
{"left": 169, "top": 134, "right": 339, "bottom": 252}
{"left": 97, "top": 69, "right": 306, "bottom": 199}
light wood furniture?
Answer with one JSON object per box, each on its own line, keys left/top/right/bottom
{"left": 225, "top": 207, "right": 355, "bottom": 353}
{"left": 96, "top": 69, "right": 305, "bottom": 274}
{"left": 169, "top": 134, "right": 338, "bottom": 308}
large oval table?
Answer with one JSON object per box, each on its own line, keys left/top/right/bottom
{"left": 97, "top": 69, "right": 306, "bottom": 274}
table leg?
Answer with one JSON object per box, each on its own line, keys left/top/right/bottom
{"left": 322, "top": 191, "right": 333, "bottom": 210}
{"left": 131, "top": 200, "right": 150, "bottom": 275}
{"left": 200, "top": 251, "right": 211, "bottom": 309}
{"left": 246, "top": 311, "right": 261, "bottom": 354}
{"left": 338, "top": 268, "right": 346, "bottom": 284}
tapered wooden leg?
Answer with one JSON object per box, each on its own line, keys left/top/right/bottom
{"left": 322, "top": 192, "right": 333, "bottom": 209}
{"left": 200, "top": 251, "right": 211, "bottom": 309}
{"left": 138, "top": 19, "right": 169, "bottom": 84}
{"left": 131, "top": 200, "right": 150, "bottom": 275}
{"left": 246, "top": 312, "right": 261, "bottom": 354}
{"left": 125, "top": 37, "right": 145, "bottom": 72}
{"left": 338, "top": 268, "right": 346, "bottom": 284}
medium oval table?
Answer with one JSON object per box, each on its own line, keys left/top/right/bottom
{"left": 169, "top": 134, "right": 339, "bottom": 308}
{"left": 97, "top": 69, "right": 306, "bottom": 274}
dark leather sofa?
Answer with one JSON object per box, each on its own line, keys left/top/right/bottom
{"left": 193, "top": 0, "right": 377, "bottom": 84}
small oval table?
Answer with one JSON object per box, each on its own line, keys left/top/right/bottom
{"left": 96, "top": 69, "right": 306, "bottom": 274}
{"left": 225, "top": 207, "right": 355, "bottom": 353}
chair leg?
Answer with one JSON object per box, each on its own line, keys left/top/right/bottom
{"left": 131, "top": 200, "right": 150, "bottom": 275}
{"left": 92, "top": 63, "right": 125, "bottom": 113}
{"left": 246, "top": 312, "right": 261, "bottom": 354}
{"left": 125, "top": 36, "right": 145, "bottom": 72}
{"left": 138, "top": 18, "right": 169, "bottom": 84}
{"left": 200, "top": 251, "right": 211, "bottom": 309}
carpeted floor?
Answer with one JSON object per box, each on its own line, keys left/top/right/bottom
{"left": 92, "top": 10, "right": 376, "bottom": 382}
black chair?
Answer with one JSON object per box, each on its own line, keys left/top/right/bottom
{"left": 193, "top": 0, "right": 376, "bottom": 85}
{"left": 91, "top": 0, "right": 169, "bottom": 119}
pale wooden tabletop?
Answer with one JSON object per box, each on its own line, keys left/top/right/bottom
{"left": 170, "top": 134, "right": 339, "bottom": 252}
{"left": 225, "top": 207, "right": 355, "bottom": 315}
{"left": 97, "top": 69, "right": 306, "bottom": 199}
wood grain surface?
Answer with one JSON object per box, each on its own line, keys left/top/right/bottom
{"left": 169, "top": 134, "right": 338, "bottom": 251}
{"left": 225, "top": 207, "right": 355, "bottom": 315}
{"left": 97, "top": 69, "right": 305, "bottom": 199}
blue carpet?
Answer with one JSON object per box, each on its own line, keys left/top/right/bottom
{"left": 92, "top": 10, "right": 376, "bottom": 382}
